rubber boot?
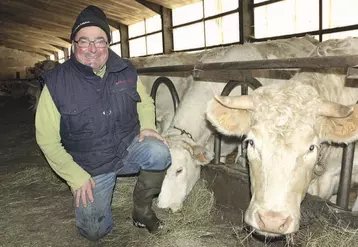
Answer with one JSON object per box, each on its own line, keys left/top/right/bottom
{"left": 132, "top": 170, "right": 165, "bottom": 233}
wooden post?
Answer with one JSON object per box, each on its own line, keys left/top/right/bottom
{"left": 239, "top": 0, "right": 254, "bottom": 43}
{"left": 53, "top": 52, "right": 59, "bottom": 61}
{"left": 161, "top": 7, "right": 173, "bottom": 54}
{"left": 119, "top": 23, "right": 130, "bottom": 58}
{"left": 63, "top": 47, "right": 70, "bottom": 61}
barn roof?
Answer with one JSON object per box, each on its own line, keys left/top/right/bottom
{"left": 0, "top": 0, "right": 199, "bottom": 56}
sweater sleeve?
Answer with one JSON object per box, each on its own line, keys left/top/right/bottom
{"left": 35, "top": 85, "right": 91, "bottom": 190}
{"left": 136, "top": 77, "right": 157, "bottom": 131}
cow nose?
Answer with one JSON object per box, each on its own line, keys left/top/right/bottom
{"left": 255, "top": 211, "right": 293, "bottom": 234}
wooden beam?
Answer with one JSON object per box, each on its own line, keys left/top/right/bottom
{"left": 107, "top": 18, "right": 122, "bottom": 30}
{"left": 0, "top": 34, "right": 63, "bottom": 53}
{"left": 136, "top": 0, "right": 161, "bottom": 14}
{"left": 59, "top": 37, "right": 72, "bottom": 44}
{"left": 0, "top": 16, "right": 70, "bottom": 41}
{"left": 119, "top": 23, "right": 130, "bottom": 58}
{"left": 2, "top": 24, "right": 71, "bottom": 48}
{"left": 239, "top": 0, "right": 254, "bottom": 43}
{"left": 0, "top": 43, "right": 52, "bottom": 56}
{"left": 0, "top": 1, "right": 74, "bottom": 27}
{"left": 161, "top": 7, "right": 173, "bottom": 54}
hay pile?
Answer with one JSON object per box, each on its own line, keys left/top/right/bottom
{"left": 292, "top": 222, "right": 358, "bottom": 247}
{"left": 1, "top": 165, "right": 357, "bottom": 247}
{"left": 105, "top": 177, "right": 235, "bottom": 247}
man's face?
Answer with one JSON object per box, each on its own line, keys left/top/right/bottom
{"left": 73, "top": 26, "right": 109, "bottom": 72}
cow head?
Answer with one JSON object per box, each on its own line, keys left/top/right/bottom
{"left": 206, "top": 83, "right": 358, "bottom": 236}
{"left": 157, "top": 138, "right": 214, "bottom": 212}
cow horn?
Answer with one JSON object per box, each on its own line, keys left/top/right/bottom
{"left": 317, "top": 100, "right": 354, "bottom": 118}
{"left": 214, "top": 95, "right": 255, "bottom": 110}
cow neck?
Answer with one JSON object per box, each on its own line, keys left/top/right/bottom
{"left": 172, "top": 126, "right": 195, "bottom": 142}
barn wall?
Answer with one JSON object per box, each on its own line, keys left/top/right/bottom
{"left": 0, "top": 46, "right": 45, "bottom": 80}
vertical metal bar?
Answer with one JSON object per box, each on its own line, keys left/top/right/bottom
{"left": 240, "top": 84, "right": 249, "bottom": 167}
{"left": 239, "top": 0, "right": 254, "bottom": 44}
{"left": 337, "top": 142, "right": 356, "bottom": 209}
{"left": 202, "top": 0, "right": 207, "bottom": 47}
{"left": 241, "top": 84, "right": 248, "bottom": 95}
{"left": 319, "top": 0, "right": 323, "bottom": 42}
{"left": 241, "top": 138, "right": 248, "bottom": 168}
{"left": 214, "top": 134, "right": 222, "bottom": 165}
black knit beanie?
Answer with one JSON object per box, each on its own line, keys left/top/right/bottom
{"left": 70, "top": 5, "right": 111, "bottom": 42}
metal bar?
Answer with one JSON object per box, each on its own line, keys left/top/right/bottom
{"left": 319, "top": 0, "right": 323, "bottom": 42}
{"left": 253, "top": 0, "right": 285, "bottom": 8}
{"left": 172, "top": 23, "right": 358, "bottom": 53}
{"left": 337, "top": 142, "right": 356, "bottom": 209}
{"left": 137, "top": 55, "right": 358, "bottom": 74}
{"left": 172, "top": 8, "right": 240, "bottom": 29}
{"left": 194, "top": 55, "right": 358, "bottom": 70}
{"left": 240, "top": 84, "right": 249, "bottom": 168}
{"left": 346, "top": 66, "right": 358, "bottom": 79}
{"left": 252, "top": 24, "right": 358, "bottom": 43}
{"left": 345, "top": 66, "right": 358, "bottom": 88}
{"left": 214, "top": 134, "right": 222, "bottom": 165}
{"left": 193, "top": 69, "right": 295, "bottom": 81}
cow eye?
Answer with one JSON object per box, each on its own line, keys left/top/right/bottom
{"left": 176, "top": 168, "right": 183, "bottom": 175}
{"left": 309, "top": 145, "right": 315, "bottom": 151}
{"left": 248, "top": 139, "right": 255, "bottom": 147}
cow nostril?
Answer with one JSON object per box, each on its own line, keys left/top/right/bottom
{"left": 280, "top": 216, "right": 293, "bottom": 232}
{"left": 255, "top": 212, "right": 266, "bottom": 229}
{"left": 255, "top": 211, "right": 293, "bottom": 233}
{"left": 279, "top": 221, "right": 286, "bottom": 231}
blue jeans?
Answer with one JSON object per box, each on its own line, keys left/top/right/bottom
{"left": 75, "top": 136, "right": 171, "bottom": 241}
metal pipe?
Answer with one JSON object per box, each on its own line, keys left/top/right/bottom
{"left": 150, "top": 77, "right": 180, "bottom": 127}
{"left": 137, "top": 55, "right": 358, "bottom": 74}
{"left": 240, "top": 84, "right": 249, "bottom": 168}
{"left": 337, "top": 142, "right": 356, "bottom": 209}
{"left": 150, "top": 77, "right": 180, "bottom": 112}
{"left": 214, "top": 134, "right": 222, "bottom": 165}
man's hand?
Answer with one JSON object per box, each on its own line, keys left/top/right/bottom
{"left": 74, "top": 178, "right": 96, "bottom": 208}
{"left": 139, "top": 129, "right": 168, "bottom": 147}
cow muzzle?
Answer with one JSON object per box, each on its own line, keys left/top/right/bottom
{"left": 254, "top": 210, "right": 294, "bottom": 235}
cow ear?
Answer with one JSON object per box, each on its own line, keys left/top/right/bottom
{"left": 206, "top": 97, "right": 251, "bottom": 136}
{"left": 192, "top": 146, "right": 214, "bottom": 165}
{"left": 315, "top": 104, "right": 358, "bottom": 143}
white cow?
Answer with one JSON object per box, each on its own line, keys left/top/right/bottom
{"left": 206, "top": 37, "right": 358, "bottom": 236}
{"left": 131, "top": 52, "right": 204, "bottom": 133}
{"left": 156, "top": 36, "right": 319, "bottom": 212}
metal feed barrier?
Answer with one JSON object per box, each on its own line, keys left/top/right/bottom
{"left": 142, "top": 54, "right": 358, "bottom": 210}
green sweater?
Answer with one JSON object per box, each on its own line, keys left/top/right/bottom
{"left": 35, "top": 66, "right": 156, "bottom": 190}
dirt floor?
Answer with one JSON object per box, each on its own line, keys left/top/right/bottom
{"left": 1, "top": 96, "right": 358, "bottom": 247}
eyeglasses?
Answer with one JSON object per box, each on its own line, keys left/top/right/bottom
{"left": 74, "top": 38, "right": 108, "bottom": 48}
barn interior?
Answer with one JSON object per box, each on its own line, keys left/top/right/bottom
{"left": 1, "top": 0, "right": 358, "bottom": 246}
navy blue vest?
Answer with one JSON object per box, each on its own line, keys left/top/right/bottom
{"left": 42, "top": 50, "right": 140, "bottom": 175}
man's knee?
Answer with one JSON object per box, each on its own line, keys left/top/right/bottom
{"left": 75, "top": 201, "right": 114, "bottom": 241}
{"left": 140, "top": 137, "right": 171, "bottom": 170}
{"left": 77, "top": 217, "right": 113, "bottom": 241}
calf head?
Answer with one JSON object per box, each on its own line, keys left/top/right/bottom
{"left": 157, "top": 138, "right": 214, "bottom": 212}
{"left": 206, "top": 84, "right": 358, "bottom": 236}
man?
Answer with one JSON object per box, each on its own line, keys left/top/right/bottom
{"left": 35, "top": 5, "right": 171, "bottom": 241}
